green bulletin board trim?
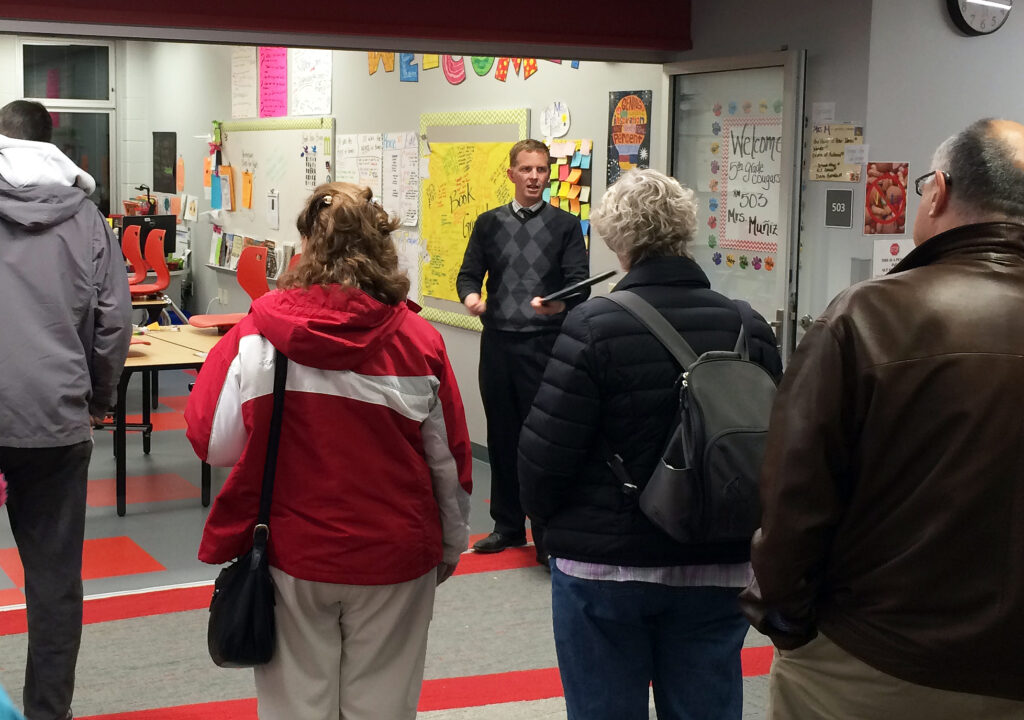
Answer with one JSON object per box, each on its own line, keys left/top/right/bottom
{"left": 419, "top": 307, "right": 483, "bottom": 331}
{"left": 418, "top": 108, "right": 529, "bottom": 139}
{"left": 418, "top": 109, "right": 528, "bottom": 332}
{"left": 222, "top": 117, "right": 334, "bottom": 132}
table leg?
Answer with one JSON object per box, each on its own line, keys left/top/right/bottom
{"left": 202, "top": 462, "right": 211, "bottom": 507}
{"left": 141, "top": 371, "right": 152, "bottom": 454}
{"left": 116, "top": 371, "right": 131, "bottom": 517}
{"left": 152, "top": 371, "right": 160, "bottom": 409}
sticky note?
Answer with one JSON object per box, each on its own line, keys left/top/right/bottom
{"left": 581, "top": 139, "right": 592, "bottom": 154}
{"left": 567, "top": 168, "right": 582, "bottom": 184}
{"left": 557, "top": 155, "right": 568, "bottom": 165}
{"left": 571, "top": 151, "right": 582, "bottom": 168}
{"left": 581, "top": 220, "right": 590, "bottom": 235}
{"left": 559, "top": 165, "right": 569, "bottom": 181}
{"left": 570, "top": 198, "right": 580, "bottom": 215}
{"left": 580, "top": 186, "right": 591, "bottom": 202}
{"left": 581, "top": 203, "right": 590, "bottom": 220}
{"left": 551, "top": 181, "right": 560, "bottom": 196}
{"left": 203, "top": 156, "right": 212, "bottom": 187}
{"left": 242, "top": 171, "right": 254, "bottom": 209}
{"left": 176, "top": 156, "right": 185, "bottom": 192}
{"left": 550, "top": 196, "right": 560, "bottom": 209}
{"left": 568, "top": 184, "right": 581, "bottom": 199}
{"left": 542, "top": 188, "right": 551, "bottom": 202}
{"left": 210, "top": 174, "right": 222, "bottom": 209}
{"left": 550, "top": 164, "right": 557, "bottom": 176}
{"left": 559, "top": 182, "right": 571, "bottom": 198}
{"left": 581, "top": 154, "right": 592, "bottom": 170}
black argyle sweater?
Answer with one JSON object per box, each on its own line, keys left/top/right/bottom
{"left": 456, "top": 203, "right": 590, "bottom": 331}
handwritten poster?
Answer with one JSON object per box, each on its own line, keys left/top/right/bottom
{"left": 394, "top": 230, "right": 424, "bottom": 301}
{"left": 714, "top": 115, "right": 784, "bottom": 267}
{"left": 607, "top": 90, "right": 652, "bottom": 186}
{"left": 399, "top": 140, "right": 419, "bottom": 227}
{"left": 810, "top": 124, "right": 864, "bottom": 182}
{"left": 356, "top": 156, "right": 383, "bottom": 198}
{"left": 231, "top": 46, "right": 258, "bottom": 119}
{"left": 289, "top": 49, "right": 332, "bottom": 116}
{"left": 258, "top": 47, "right": 288, "bottom": 118}
{"left": 336, "top": 133, "right": 359, "bottom": 183}
{"left": 421, "top": 142, "right": 514, "bottom": 302}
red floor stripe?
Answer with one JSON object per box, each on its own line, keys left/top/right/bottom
{"left": 0, "top": 584, "right": 213, "bottom": 636}
{"left": 87, "top": 473, "right": 201, "bottom": 507}
{"left": 0, "top": 588, "right": 24, "bottom": 606}
{"left": 78, "top": 650, "right": 774, "bottom": 718}
{"left": 157, "top": 395, "right": 189, "bottom": 412}
{"left": 123, "top": 411, "right": 188, "bottom": 431}
{"left": 0, "top": 537, "right": 164, "bottom": 591}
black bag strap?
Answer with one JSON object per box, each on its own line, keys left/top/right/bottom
{"left": 733, "top": 300, "right": 754, "bottom": 360}
{"left": 603, "top": 291, "right": 698, "bottom": 369}
{"left": 254, "top": 349, "right": 288, "bottom": 546}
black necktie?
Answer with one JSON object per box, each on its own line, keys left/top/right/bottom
{"left": 518, "top": 207, "right": 534, "bottom": 220}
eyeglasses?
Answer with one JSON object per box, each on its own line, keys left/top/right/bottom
{"left": 914, "top": 170, "right": 951, "bottom": 196}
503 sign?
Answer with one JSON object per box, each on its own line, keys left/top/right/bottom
{"left": 825, "top": 189, "right": 854, "bottom": 228}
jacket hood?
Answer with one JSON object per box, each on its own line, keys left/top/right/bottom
{"left": 250, "top": 285, "right": 410, "bottom": 370}
{"left": 0, "top": 176, "right": 93, "bottom": 230}
{"left": 0, "top": 134, "right": 96, "bottom": 193}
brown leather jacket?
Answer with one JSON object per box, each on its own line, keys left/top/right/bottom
{"left": 742, "top": 222, "right": 1024, "bottom": 700}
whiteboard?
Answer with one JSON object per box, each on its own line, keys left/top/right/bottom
{"left": 216, "top": 116, "right": 335, "bottom": 257}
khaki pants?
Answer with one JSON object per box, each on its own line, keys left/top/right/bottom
{"left": 254, "top": 566, "right": 437, "bottom": 720}
{"left": 770, "top": 632, "right": 1024, "bottom": 720}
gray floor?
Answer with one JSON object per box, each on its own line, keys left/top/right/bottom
{"left": 0, "top": 369, "right": 770, "bottom": 718}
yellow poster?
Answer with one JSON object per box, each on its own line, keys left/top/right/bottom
{"left": 420, "top": 142, "right": 514, "bottom": 303}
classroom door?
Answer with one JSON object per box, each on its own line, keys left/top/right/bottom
{"left": 664, "top": 52, "right": 805, "bottom": 359}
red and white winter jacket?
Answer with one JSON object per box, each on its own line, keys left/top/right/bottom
{"left": 186, "top": 285, "right": 472, "bottom": 585}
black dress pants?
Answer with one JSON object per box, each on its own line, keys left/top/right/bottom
{"left": 478, "top": 328, "right": 558, "bottom": 548}
{"left": 1, "top": 441, "right": 91, "bottom": 720}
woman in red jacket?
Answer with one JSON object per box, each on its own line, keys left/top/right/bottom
{"left": 186, "top": 182, "right": 473, "bottom": 720}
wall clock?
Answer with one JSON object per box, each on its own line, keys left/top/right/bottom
{"left": 947, "top": 0, "right": 1013, "bottom": 35}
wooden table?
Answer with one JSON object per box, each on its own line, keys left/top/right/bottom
{"left": 114, "top": 326, "right": 223, "bottom": 516}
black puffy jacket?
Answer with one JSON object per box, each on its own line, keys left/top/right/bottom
{"left": 518, "top": 255, "right": 783, "bottom": 566}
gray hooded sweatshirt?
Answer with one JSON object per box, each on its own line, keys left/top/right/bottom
{"left": 0, "top": 136, "right": 132, "bottom": 447}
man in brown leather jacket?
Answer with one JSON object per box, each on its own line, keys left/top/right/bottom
{"left": 741, "top": 118, "right": 1024, "bottom": 719}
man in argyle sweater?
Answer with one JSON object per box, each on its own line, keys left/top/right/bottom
{"left": 457, "top": 139, "right": 589, "bottom": 565}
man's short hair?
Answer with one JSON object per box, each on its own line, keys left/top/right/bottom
{"left": 0, "top": 100, "right": 53, "bottom": 143}
{"left": 509, "top": 139, "right": 549, "bottom": 167}
{"left": 938, "top": 118, "right": 1024, "bottom": 221}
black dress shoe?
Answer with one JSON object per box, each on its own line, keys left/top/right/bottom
{"left": 473, "top": 531, "right": 527, "bottom": 553}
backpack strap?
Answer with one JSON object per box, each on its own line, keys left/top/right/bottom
{"left": 603, "top": 291, "right": 699, "bottom": 369}
{"left": 732, "top": 300, "right": 754, "bottom": 360}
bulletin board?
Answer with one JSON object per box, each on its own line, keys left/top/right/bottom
{"left": 418, "top": 109, "right": 528, "bottom": 330}
{"left": 215, "top": 116, "right": 335, "bottom": 256}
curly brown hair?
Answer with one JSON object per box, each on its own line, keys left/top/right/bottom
{"left": 276, "top": 182, "right": 409, "bottom": 305}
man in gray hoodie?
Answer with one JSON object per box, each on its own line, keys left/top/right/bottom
{"left": 0, "top": 100, "right": 131, "bottom": 720}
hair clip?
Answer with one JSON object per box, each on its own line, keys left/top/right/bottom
{"left": 321, "top": 195, "right": 333, "bottom": 206}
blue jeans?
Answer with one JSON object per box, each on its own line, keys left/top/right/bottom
{"left": 551, "top": 564, "right": 747, "bottom": 720}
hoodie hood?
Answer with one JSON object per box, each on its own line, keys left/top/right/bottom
{"left": 0, "top": 176, "right": 92, "bottom": 231}
{"left": 0, "top": 134, "right": 96, "bottom": 194}
{"left": 250, "top": 285, "right": 410, "bottom": 370}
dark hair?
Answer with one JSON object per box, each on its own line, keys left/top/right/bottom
{"left": 509, "top": 139, "right": 549, "bottom": 167}
{"left": 276, "top": 182, "right": 409, "bottom": 305}
{"left": 0, "top": 100, "right": 53, "bottom": 142}
{"left": 941, "top": 118, "right": 1024, "bottom": 221}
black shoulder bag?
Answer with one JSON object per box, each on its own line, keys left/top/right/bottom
{"left": 208, "top": 349, "right": 288, "bottom": 668}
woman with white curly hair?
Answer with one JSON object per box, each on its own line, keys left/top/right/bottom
{"left": 519, "top": 169, "right": 782, "bottom": 719}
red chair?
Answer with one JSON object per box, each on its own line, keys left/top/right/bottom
{"left": 129, "top": 231, "right": 170, "bottom": 298}
{"left": 122, "top": 225, "right": 148, "bottom": 285}
{"left": 287, "top": 252, "right": 302, "bottom": 272}
{"left": 236, "top": 246, "right": 270, "bottom": 301}
{"left": 189, "top": 245, "right": 268, "bottom": 332}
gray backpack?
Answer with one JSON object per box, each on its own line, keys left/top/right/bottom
{"left": 604, "top": 291, "right": 777, "bottom": 545}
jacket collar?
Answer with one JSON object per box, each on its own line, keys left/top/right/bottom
{"left": 890, "top": 222, "right": 1024, "bottom": 274}
{"left": 612, "top": 255, "right": 711, "bottom": 292}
